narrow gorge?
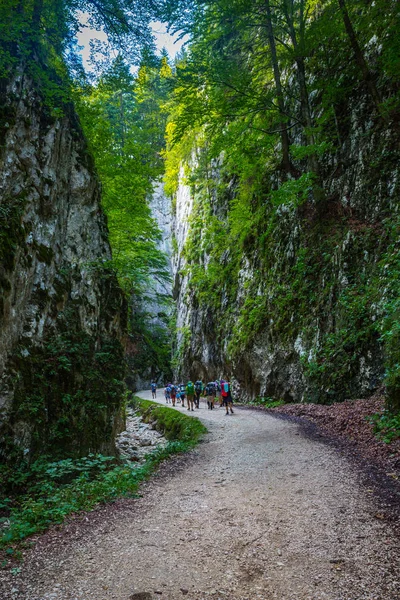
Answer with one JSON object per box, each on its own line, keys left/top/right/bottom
{"left": 1, "top": 1, "right": 400, "bottom": 598}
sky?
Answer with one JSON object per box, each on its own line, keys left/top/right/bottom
{"left": 151, "top": 20, "right": 187, "bottom": 58}
{"left": 76, "top": 18, "right": 187, "bottom": 73}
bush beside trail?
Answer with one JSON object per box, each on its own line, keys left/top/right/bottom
{"left": 0, "top": 398, "right": 207, "bottom": 553}
{"left": 130, "top": 397, "right": 207, "bottom": 446}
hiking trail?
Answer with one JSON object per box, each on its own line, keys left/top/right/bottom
{"left": 2, "top": 391, "right": 399, "bottom": 600}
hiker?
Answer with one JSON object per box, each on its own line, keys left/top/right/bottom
{"left": 194, "top": 379, "right": 203, "bottom": 409}
{"left": 151, "top": 382, "right": 157, "bottom": 399}
{"left": 216, "top": 380, "right": 223, "bottom": 407}
{"left": 165, "top": 384, "right": 171, "bottom": 404}
{"left": 171, "top": 384, "right": 177, "bottom": 407}
{"left": 186, "top": 380, "right": 195, "bottom": 411}
{"left": 205, "top": 381, "right": 216, "bottom": 410}
{"left": 180, "top": 383, "right": 186, "bottom": 407}
{"left": 221, "top": 380, "right": 234, "bottom": 415}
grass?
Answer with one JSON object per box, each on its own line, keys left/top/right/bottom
{"left": 367, "top": 410, "right": 400, "bottom": 444}
{"left": 0, "top": 398, "right": 207, "bottom": 554}
{"left": 130, "top": 396, "right": 207, "bottom": 444}
{"left": 245, "top": 397, "right": 285, "bottom": 409}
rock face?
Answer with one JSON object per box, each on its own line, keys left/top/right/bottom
{"left": 171, "top": 109, "right": 400, "bottom": 404}
{"left": 0, "top": 69, "right": 127, "bottom": 461}
{"left": 146, "top": 181, "right": 173, "bottom": 331}
{"left": 127, "top": 181, "right": 173, "bottom": 391}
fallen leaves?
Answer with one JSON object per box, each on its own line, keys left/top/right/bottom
{"left": 270, "top": 395, "right": 400, "bottom": 478}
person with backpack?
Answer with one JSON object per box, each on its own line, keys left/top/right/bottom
{"left": 179, "top": 383, "right": 186, "bottom": 408}
{"left": 215, "top": 380, "right": 223, "bottom": 407}
{"left": 221, "top": 380, "right": 234, "bottom": 415}
{"left": 151, "top": 382, "right": 157, "bottom": 399}
{"left": 186, "top": 380, "right": 195, "bottom": 411}
{"left": 205, "top": 381, "right": 216, "bottom": 410}
{"left": 165, "top": 384, "right": 171, "bottom": 404}
{"left": 170, "top": 384, "right": 177, "bottom": 407}
{"left": 194, "top": 380, "right": 203, "bottom": 409}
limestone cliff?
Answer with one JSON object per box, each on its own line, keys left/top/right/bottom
{"left": 126, "top": 181, "right": 173, "bottom": 391}
{"left": 171, "top": 108, "right": 400, "bottom": 405}
{"left": 0, "top": 68, "right": 127, "bottom": 461}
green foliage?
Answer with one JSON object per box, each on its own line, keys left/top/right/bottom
{"left": 77, "top": 56, "right": 172, "bottom": 296}
{"left": 76, "top": 55, "right": 174, "bottom": 380}
{"left": 130, "top": 397, "right": 207, "bottom": 444}
{"left": 1, "top": 299, "right": 126, "bottom": 461}
{"left": 0, "top": 399, "right": 206, "bottom": 549}
{"left": 375, "top": 219, "right": 400, "bottom": 412}
{"left": 0, "top": 0, "right": 158, "bottom": 77}
{"left": 249, "top": 398, "right": 285, "bottom": 409}
{"left": 367, "top": 411, "right": 400, "bottom": 444}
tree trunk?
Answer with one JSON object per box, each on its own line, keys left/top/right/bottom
{"left": 31, "top": 0, "right": 43, "bottom": 29}
{"left": 264, "top": 0, "right": 292, "bottom": 176}
{"left": 283, "top": 1, "right": 325, "bottom": 205}
{"left": 119, "top": 91, "right": 126, "bottom": 150}
{"left": 337, "top": 0, "right": 383, "bottom": 117}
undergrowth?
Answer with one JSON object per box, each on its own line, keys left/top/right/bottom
{"left": 247, "top": 398, "right": 285, "bottom": 409}
{"left": 0, "top": 398, "right": 206, "bottom": 554}
{"left": 367, "top": 411, "right": 400, "bottom": 444}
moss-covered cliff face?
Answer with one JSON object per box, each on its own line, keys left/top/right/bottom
{"left": 171, "top": 104, "right": 400, "bottom": 406}
{"left": 0, "top": 68, "right": 127, "bottom": 463}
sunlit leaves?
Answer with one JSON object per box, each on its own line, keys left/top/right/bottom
{"left": 77, "top": 56, "right": 172, "bottom": 295}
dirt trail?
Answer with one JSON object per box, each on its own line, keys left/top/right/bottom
{"left": 2, "top": 392, "right": 399, "bottom": 600}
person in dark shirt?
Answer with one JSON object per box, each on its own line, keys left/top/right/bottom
{"left": 205, "top": 381, "right": 216, "bottom": 410}
{"left": 221, "top": 380, "right": 234, "bottom": 415}
{"left": 194, "top": 380, "right": 203, "bottom": 409}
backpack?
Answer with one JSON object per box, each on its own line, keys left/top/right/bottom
{"left": 186, "top": 381, "right": 194, "bottom": 394}
{"left": 206, "top": 383, "right": 215, "bottom": 395}
{"left": 195, "top": 381, "right": 202, "bottom": 393}
{"left": 180, "top": 384, "right": 185, "bottom": 393}
{"left": 166, "top": 386, "right": 171, "bottom": 393}
{"left": 223, "top": 382, "right": 230, "bottom": 393}
{"left": 151, "top": 383, "right": 156, "bottom": 390}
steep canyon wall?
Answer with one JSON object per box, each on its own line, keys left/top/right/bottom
{"left": 171, "top": 100, "right": 400, "bottom": 404}
{"left": 0, "top": 69, "right": 127, "bottom": 461}
{"left": 127, "top": 182, "right": 173, "bottom": 390}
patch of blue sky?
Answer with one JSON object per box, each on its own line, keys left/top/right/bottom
{"left": 76, "top": 14, "right": 187, "bottom": 74}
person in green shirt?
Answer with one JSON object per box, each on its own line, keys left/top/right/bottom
{"left": 186, "top": 380, "right": 195, "bottom": 411}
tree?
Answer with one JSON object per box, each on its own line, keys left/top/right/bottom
{"left": 77, "top": 53, "right": 174, "bottom": 380}
{"left": 0, "top": 0, "right": 160, "bottom": 79}
{"left": 77, "top": 54, "right": 173, "bottom": 295}
{"left": 336, "top": 0, "right": 383, "bottom": 118}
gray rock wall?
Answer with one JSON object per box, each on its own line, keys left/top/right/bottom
{"left": 171, "top": 107, "right": 399, "bottom": 403}
{"left": 127, "top": 181, "right": 173, "bottom": 391}
{"left": 0, "top": 69, "right": 126, "bottom": 460}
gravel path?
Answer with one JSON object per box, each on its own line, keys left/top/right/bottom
{"left": 1, "top": 391, "right": 399, "bottom": 600}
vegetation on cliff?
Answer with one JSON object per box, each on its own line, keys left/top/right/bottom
{"left": 163, "top": 0, "right": 400, "bottom": 409}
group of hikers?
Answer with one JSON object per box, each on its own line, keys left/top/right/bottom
{"left": 150, "top": 379, "right": 234, "bottom": 415}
